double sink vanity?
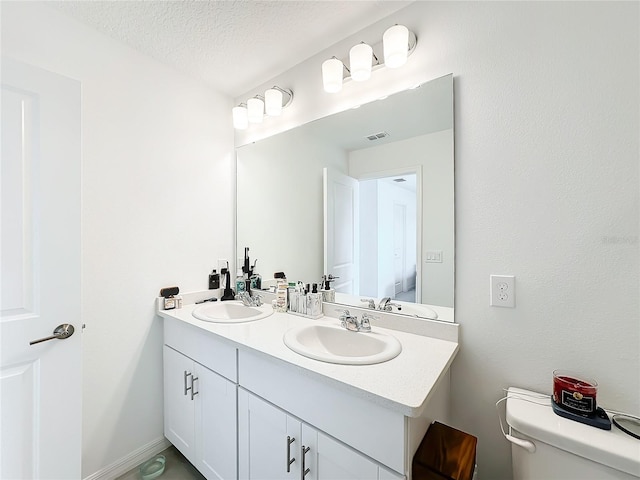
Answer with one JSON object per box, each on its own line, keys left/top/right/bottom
{"left": 158, "top": 294, "right": 458, "bottom": 480}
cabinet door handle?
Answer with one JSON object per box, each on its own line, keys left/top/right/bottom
{"left": 190, "top": 375, "right": 199, "bottom": 400}
{"left": 301, "top": 445, "right": 310, "bottom": 480}
{"left": 184, "top": 371, "right": 192, "bottom": 396}
{"left": 286, "top": 436, "right": 295, "bottom": 472}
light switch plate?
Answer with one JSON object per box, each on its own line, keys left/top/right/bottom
{"left": 425, "top": 250, "right": 443, "bottom": 263}
{"left": 490, "top": 275, "right": 515, "bottom": 308}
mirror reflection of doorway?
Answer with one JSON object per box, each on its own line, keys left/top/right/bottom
{"left": 326, "top": 168, "right": 417, "bottom": 302}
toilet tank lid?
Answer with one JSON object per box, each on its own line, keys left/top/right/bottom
{"left": 506, "top": 387, "right": 640, "bottom": 478}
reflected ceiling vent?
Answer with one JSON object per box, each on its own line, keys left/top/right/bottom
{"left": 365, "top": 131, "right": 389, "bottom": 141}
{"left": 393, "top": 178, "right": 407, "bottom": 183}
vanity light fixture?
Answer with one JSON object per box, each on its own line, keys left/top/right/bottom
{"left": 322, "top": 24, "right": 417, "bottom": 93}
{"left": 322, "top": 58, "right": 346, "bottom": 93}
{"left": 232, "top": 103, "right": 249, "bottom": 130}
{"left": 349, "top": 42, "right": 374, "bottom": 82}
{"left": 233, "top": 86, "right": 293, "bottom": 129}
{"left": 383, "top": 24, "right": 410, "bottom": 68}
{"left": 247, "top": 96, "right": 264, "bottom": 124}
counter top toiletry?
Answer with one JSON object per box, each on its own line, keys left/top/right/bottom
{"left": 158, "top": 292, "right": 458, "bottom": 417}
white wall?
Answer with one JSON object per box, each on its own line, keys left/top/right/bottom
{"left": 236, "top": 2, "right": 639, "bottom": 478}
{"left": 1, "top": 2, "right": 234, "bottom": 477}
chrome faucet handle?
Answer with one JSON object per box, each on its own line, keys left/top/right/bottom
{"left": 252, "top": 294, "right": 263, "bottom": 307}
{"left": 360, "top": 298, "right": 376, "bottom": 309}
{"left": 237, "top": 291, "right": 250, "bottom": 305}
{"left": 359, "top": 313, "right": 376, "bottom": 332}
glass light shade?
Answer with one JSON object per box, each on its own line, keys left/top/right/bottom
{"left": 232, "top": 105, "right": 248, "bottom": 130}
{"left": 383, "top": 25, "right": 409, "bottom": 68}
{"left": 265, "top": 88, "right": 283, "bottom": 116}
{"left": 322, "top": 58, "right": 343, "bottom": 93}
{"left": 349, "top": 43, "right": 373, "bottom": 82}
{"left": 247, "top": 97, "right": 264, "bottom": 123}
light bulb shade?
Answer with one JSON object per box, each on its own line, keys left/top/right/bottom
{"left": 265, "top": 88, "right": 283, "bottom": 116}
{"left": 247, "top": 97, "right": 264, "bottom": 123}
{"left": 232, "top": 105, "right": 248, "bottom": 130}
{"left": 322, "top": 58, "right": 343, "bottom": 93}
{"left": 349, "top": 43, "right": 373, "bottom": 82}
{"left": 383, "top": 24, "right": 409, "bottom": 68}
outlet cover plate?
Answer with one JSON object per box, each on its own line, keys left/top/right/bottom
{"left": 490, "top": 275, "right": 515, "bottom": 308}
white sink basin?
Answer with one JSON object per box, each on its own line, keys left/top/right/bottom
{"left": 192, "top": 301, "right": 273, "bottom": 323}
{"left": 283, "top": 324, "right": 401, "bottom": 365}
{"left": 393, "top": 303, "right": 439, "bottom": 320}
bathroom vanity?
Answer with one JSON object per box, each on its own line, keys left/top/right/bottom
{"left": 158, "top": 298, "right": 458, "bottom": 480}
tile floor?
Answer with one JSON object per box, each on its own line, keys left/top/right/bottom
{"left": 116, "top": 446, "right": 205, "bottom": 480}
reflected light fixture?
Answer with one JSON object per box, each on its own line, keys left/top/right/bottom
{"left": 233, "top": 86, "right": 293, "bottom": 129}
{"left": 322, "top": 24, "right": 416, "bottom": 93}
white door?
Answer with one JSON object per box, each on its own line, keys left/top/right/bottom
{"left": 323, "top": 168, "right": 359, "bottom": 295}
{"left": 393, "top": 204, "right": 406, "bottom": 296}
{"left": 1, "top": 58, "right": 81, "bottom": 479}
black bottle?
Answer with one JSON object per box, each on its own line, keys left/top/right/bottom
{"left": 209, "top": 269, "right": 220, "bottom": 289}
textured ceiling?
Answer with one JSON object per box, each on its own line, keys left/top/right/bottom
{"left": 50, "top": 0, "right": 412, "bottom": 97}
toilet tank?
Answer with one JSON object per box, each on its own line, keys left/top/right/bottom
{"left": 506, "top": 387, "right": 640, "bottom": 480}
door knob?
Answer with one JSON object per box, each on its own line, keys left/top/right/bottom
{"left": 30, "top": 324, "right": 75, "bottom": 345}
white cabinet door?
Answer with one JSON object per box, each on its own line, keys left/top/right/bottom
{"left": 313, "top": 432, "right": 378, "bottom": 480}
{"left": 239, "top": 389, "right": 300, "bottom": 480}
{"left": 164, "top": 345, "right": 238, "bottom": 480}
{"left": 164, "top": 346, "right": 196, "bottom": 460}
{"left": 196, "top": 364, "right": 237, "bottom": 480}
{"left": 239, "top": 390, "right": 403, "bottom": 480}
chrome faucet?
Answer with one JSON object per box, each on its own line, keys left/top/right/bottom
{"left": 377, "top": 297, "right": 402, "bottom": 312}
{"left": 337, "top": 310, "right": 372, "bottom": 333}
{"left": 238, "top": 291, "right": 263, "bottom": 307}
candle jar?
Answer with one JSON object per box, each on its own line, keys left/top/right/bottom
{"left": 552, "top": 370, "right": 598, "bottom": 417}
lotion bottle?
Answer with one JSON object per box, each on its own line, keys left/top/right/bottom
{"left": 235, "top": 268, "right": 246, "bottom": 294}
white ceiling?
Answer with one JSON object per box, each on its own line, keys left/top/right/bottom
{"left": 50, "top": 0, "right": 412, "bottom": 98}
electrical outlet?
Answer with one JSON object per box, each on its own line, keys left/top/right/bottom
{"left": 490, "top": 275, "right": 515, "bottom": 308}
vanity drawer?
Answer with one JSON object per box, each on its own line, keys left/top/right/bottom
{"left": 164, "top": 317, "right": 237, "bottom": 382}
{"left": 238, "top": 349, "right": 406, "bottom": 473}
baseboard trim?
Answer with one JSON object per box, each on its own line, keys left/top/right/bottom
{"left": 83, "top": 437, "right": 171, "bottom": 480}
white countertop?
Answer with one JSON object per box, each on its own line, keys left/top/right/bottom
{"left": 158, "top": 299, "right": 458, "bottom": 418}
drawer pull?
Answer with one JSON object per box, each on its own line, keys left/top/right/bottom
{"left": 301, "top": 445, "right": 310, "bottom": 479}
{"left": 190, "top": 375, "right": 199, "bottom": 400}
{"left": 184, "top": 371, "right": 192, "bottom": 396}
{"left": 286, "top": 436, "right": 295, "bottom": 472}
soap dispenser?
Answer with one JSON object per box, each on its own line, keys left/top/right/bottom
{"left": 321, "top": 274, "right": 337, "bottom": 303}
